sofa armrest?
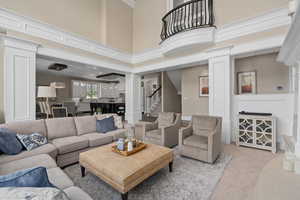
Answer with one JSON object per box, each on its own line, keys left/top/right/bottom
{"left": 179, "top": 125, "right": 193, "bottom": 147}
{"left": 207, "top": 118, "right": 222, "bottom": 163}
{"left": 135, "top": 121, "right": 158, "bottom": 140}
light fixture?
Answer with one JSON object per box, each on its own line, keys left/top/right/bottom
{"left": 37, "top": 86, "right": 56, "bottom": 98}
{"left": 48, "top": 63, "right": 68, "bottom": 71}
{"left": 50, "top": 82, "right": 66, "bottom": 89}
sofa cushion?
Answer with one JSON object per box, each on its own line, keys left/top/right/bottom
{"left": 0, "top": 167, "right": 54, "bottom": 188}
{"left": 104, "top": 129, "right": 127, "bottom": 141}
{"left": 0, "top": 154, "right": 57, "bottom": 176}
{"left": 0, "top": 129, "right": 23, "bottom": 155}
{"left": 146, "top": 129, "right": 162, "bottom": 140}
{"left": 0, "top": 119, "right": 48, "bottom": 137}
{"left": 183, "top": 135, "right": 208, "bottom": 150}
{"left": 46, "top": 117, "right": 77, "bottom": 140}
{"left": 81, "top": 133, "right": 113, "bottom": 147}
{"left": 52, "top": 136, "right": 89, "bottom": 154}
{"left": 0, "top": 187, "right": 70, "bottom": 200}
{"left": 0, "top": 144, "right": 58, "bottom": 165}
{"left": 64, "top": 186, "right": 93, "bottom": 200}
{"left": 192, "top": 116, "right": 217, "bottom": 133}
{"left": 17, "top": 133, "right": 48, "bottom": 151}
{"left": 96, "top": 116, "right": 117, "bottom": 133}
{"left": 74, "top": 116, "right": 96, "bottom": 136}
{"left": 158, "top": 112, "right": 174, "bottom": 128}
{"left": 47, "top": 167, "right": 74, "bottom": 190}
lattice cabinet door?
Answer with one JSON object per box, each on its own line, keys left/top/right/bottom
{"left": 237, "top": 115, "right": 276, "bottom": 153}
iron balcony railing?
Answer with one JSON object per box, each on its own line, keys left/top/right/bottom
{"left": 161, "top": 0, "right": 215, "bottom": 41}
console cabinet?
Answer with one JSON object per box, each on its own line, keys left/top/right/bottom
{"left": 237, "top": 115, "right": 276, "bottom": 153}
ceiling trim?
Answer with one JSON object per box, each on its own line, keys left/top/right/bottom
{"left": 122, "top": 0, "right": 136, "bottom": 8}
{"left": 133, "top": 35, "right": 286, "bottom": 74}
{"left": 0, "top": 7, "right": 290, "bottom": 67}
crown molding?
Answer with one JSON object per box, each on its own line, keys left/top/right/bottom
{"left": 0, "top": 8, "right": 132, "bottom": 63}
{"left": 216, "top": 7, "right": 291, "bottom": 42}
{"left": 1, "top": 36, "right": 39, "bottom": 52}
{"left": 122, "top": 0, "right": 136, "bottom": 8}
{"left": 133, "top": 35, "right": 286, "bottom": 74}
{"left": 0, "top": 7, "right": 290, "bottom": 66}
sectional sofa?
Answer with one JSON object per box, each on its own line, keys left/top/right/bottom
{"left": 0, "top": 114, "right": 128, "bottom": 200}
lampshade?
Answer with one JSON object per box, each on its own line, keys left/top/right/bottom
{"left": 37, "top": 86, "right": 56, "bottom": 98}
{"left": 50, "top": 82, "right": 66, "bottom": 89}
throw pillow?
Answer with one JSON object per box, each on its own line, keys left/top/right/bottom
{"left": 0, "top": 187, "right": 70, "bottom": 200}
{"left": 0, "top": 167, "right": 54, "bottom": 188}
{"left": 0, "top": 128, "right": 23, "bottom": 155}
{"left": 114, "top": 115, "right": 124, "bottom": 129}
{"left": 17, "top": 133, "right": 48, "bottom": 151}
{"left": 96, "top": 116, "right": 117, "bottom": 133}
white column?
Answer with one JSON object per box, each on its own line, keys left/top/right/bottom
{"left": 2, "top": 36, "right": 38, "bottom": 122}
{"left": 125, "top": 73, "right": 142, "bottom": 124}
{"left": 208, "top": 47, "right": 233, "bottom": 144}
{"left": 295, "top": 62, "right": 300, "bottom": 158}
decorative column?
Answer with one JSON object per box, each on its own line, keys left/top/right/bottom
{"left": 208, "top": 47, "right": 233, "bottom": 144}
{"left": 2, "top": 36, "right": 38, "bottom": 122}
{"left": 125, "top": 73, "right": 142, "bottom": 124}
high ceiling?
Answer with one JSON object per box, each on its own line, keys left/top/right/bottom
{"left": 36, "top": 55, "right": 119, "bottom": 81}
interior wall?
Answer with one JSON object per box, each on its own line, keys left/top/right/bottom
{"left": 181, "top": 64, "right": 209, "bottom": 117}
{"left": 133, "top": 0, "right": 166, "bottom": 53}
{"left": 235, "top": 53, "right": 290, "bottom": 94}
{"left": 105, "top": 0, "right": 133, "bottom": 53}
{"left": 0, "top": 0, "right": 105, "bottom": 43}
{"left": 162, "top": 72, "right": 181, "bottom": 113}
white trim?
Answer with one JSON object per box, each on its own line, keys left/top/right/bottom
{"left": 0, "top": 7, "right": 290, "bottom": 66}
{"left": 122, "top": 0, "right": 136, "bottom": 8}
{"left": 0, "top": 8, "right": 132, "bottom": 63}
{"left": 134, "top": 35, "right": 286, "bottom": 74}
{"left": 216, "top": 8, "right": 291, "bottom": 42}
{"left": 160, "top": 27, "right": 215, "bottom": 55}
{"left": 1, "top": 36, "right": 39, "bottom": 52}
{"left": 278, "top": 4, "right": 300, "bottom": 65}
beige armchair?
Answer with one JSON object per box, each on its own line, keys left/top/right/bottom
{"left": 138, "top": 112, "right": 182, "bottom": 148}
{"left": 179, "top": 115, "right": 222, "bottom": 163}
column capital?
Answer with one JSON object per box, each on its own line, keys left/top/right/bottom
{"left": 1, "top": 36, "right": 39, "bottom": 52}
{"left": 206, "top": 45, "right": 234, "bottom": 59}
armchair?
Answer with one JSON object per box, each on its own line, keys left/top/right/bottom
{"left": 179, "top": 115, "right": 222, "bottom": 163}
{"left": 138, "top": 113, "right": 182, "bottom": 148}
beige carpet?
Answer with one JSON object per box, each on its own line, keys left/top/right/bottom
{"left": 211, "top": 144, "right": 278, "bottom": 200}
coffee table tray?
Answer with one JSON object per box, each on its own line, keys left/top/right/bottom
{"left": 112, "top": 142, "right": 147, "bottom": 156}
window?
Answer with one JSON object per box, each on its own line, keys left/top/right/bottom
{"left": 72, "top": 80, "right": 101, "bottom": 99}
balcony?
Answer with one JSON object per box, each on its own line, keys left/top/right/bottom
{"left": 160, "top": 0, "right": 216, "bottom": 55}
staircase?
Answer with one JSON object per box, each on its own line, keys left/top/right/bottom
{"left": 145, "top": 86, "right": 162, "bottom": 117}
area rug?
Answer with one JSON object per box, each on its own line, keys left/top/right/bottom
{"left": 64, "top": 149, "right": 232, "bottom": 200}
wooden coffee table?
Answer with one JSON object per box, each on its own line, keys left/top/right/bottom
{"left": 79, "top": 143, "right": 173, "bottom": 200}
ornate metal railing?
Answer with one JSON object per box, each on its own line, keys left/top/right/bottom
{"left": 161, "top": 0, "right": 215, "bottom": 41}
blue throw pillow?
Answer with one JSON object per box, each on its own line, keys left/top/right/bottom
{"left": 96, "top": 116, "right": 117, "bottom": 133}
{"left": 0, "top": 128, "right": 23, "bottom": 155}
{"left": 17, "top": 133, "right": 48, "bottom": 151}
{"left": 0, "top": 167, "right": 54, "bottom": 188}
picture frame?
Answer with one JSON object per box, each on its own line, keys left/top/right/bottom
{"left": 199, "top": 76, "right": 209, "bottom": 97}
{"left": 237, "top": 71, "right": 257, "bottom": 95}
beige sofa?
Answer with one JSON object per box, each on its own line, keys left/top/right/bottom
{"left": 0, "top": 115, "right": 127, "bottom": 167}
{"left": 0, "top": 114, "right": 127, "bottom": 200}
{"left": 179, "top": 115, "right": 222, "bottom": 163}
